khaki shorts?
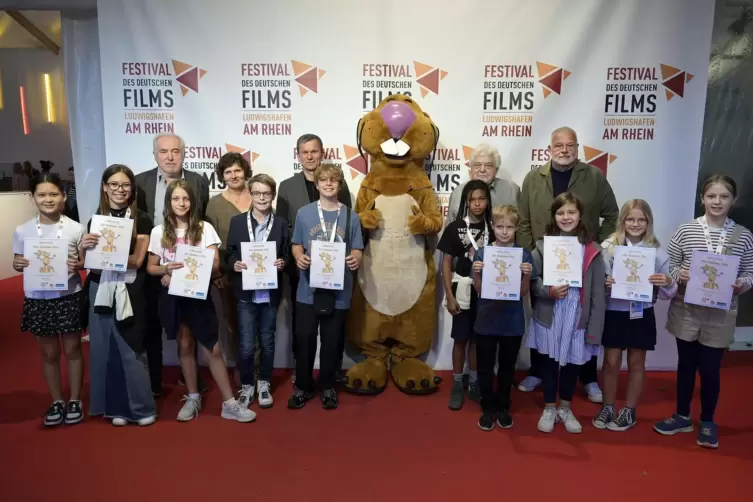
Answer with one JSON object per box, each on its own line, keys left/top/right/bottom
{"left": 666, "top": 291, "right": 738, "bottom": 349}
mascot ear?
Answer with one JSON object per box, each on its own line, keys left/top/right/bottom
{"left": 356, "top": 117, "right": 368, "bottom": 170}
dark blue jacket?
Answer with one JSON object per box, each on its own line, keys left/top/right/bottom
{"left": 224, "top": 211, "right": 290, "bottom": 306}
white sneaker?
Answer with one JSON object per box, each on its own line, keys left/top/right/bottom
{"left": 177, "top": 395, "right": 201, "bottom": 422}
{"left": 585, "top": 382, "right": 603, "bottom": 403}
{"left": 557, "top": 407, "right": 583, "bottom": 433}
{"left": 138, "top": 415, "right": 157, "bottom": 427}
{"left": 238, "top": 384, "right": 255, "bottom": 409}
{"left": 257, "top": 380, "right": 274, "bottom": 408}
{"left": 538, "top": 407, "right": 557, "bottom": 433}
{"left": 111, "top": 417, "right": 127, "bottom": 427}
{"left": 518, "top": 376, "right": 542, "bottom": 392}
{"left": 221, "top": 398, "right": 257, "bottom": 423}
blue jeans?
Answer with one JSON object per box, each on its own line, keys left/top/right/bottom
{"left": 237, "top": 300, "right": 277, "bottom": 385}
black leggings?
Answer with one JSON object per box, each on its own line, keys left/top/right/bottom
{"left": 541, "top": 356, "right": 580, "bottom": 403}
{"left": 675, "top": 338, "right": 725, "bottom": 422}
{"left": 476, "top": 335, "right": 523, "bottom": 414}
{"left": 530, "top": 348, "right": 597, "bottom": 386}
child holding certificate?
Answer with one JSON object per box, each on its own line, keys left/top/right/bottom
{"left": 438, "top": 180, "right": 494, "bottom": 411}
{"left": 527, "top": 192, "right": 606, "bottom": 434}
{"left": 226, "top": 174, "right": 289, "bottom": 410}
{"left": 13, "top": 173, "right": 86, "bottom": 427}
{"left": 288, "top": 165, "right": 363, "bottom": 410}
{"left": 595, "top": 200, "right": 676, "bottom": 432}
{"left": 80, "top": 165, "right": 156, "bottom": 427}
{"left": 147, "top": 180, "right": 255, "bottom": 423}
{"left": 471, "top": 205, "right": 533, "bottom": 430}
{"left": 655, "top": 175, "right": 753, "bottom": 448}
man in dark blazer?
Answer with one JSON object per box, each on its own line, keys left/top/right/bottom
{"left": 135, "top": 133, "right": 211, "bottom": 395}
{"left": 276, "top": 134, "right": 352, "bottom": 376}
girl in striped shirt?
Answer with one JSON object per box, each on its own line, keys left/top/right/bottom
{"left": 654, "top": 174, "right": 753, "bottom": 448}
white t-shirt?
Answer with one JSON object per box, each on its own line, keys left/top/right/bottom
{"left": 13, "top": 215, "right": 86, "bottom": 299}
{"left": 148, "top": 221, "right": 221, "bottom": 264}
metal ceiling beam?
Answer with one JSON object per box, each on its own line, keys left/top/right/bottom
{"left": 4, "top": 10, "right": 59, "bottom": 55}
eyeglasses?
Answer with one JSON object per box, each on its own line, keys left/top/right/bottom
{"left": 107, "top": 182, "right": 132, "bottom": 191}
{"left": 471, "top": 163, "right": 495, "bottom": 170}
{"left": 251, "top": 191, "right": 273, "bottom": 200}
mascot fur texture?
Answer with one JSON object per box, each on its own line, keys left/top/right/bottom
{"left": 345, "top": 95, "right": 443, "bottom": 395}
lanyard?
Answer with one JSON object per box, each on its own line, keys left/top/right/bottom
{"left": 698, "top": 216, "right": 733, "bottom": 255}
{"left": 464, "top": 216, "right": 488, "bottom": 251}
{"left": 36, "top": 214, "right": 65, "bottom": 239}
{"left": 247, "top": 211, "right": 274, "bottom": 242}
{"left": 317, "top": 201, "right": 341, "bottom": 243}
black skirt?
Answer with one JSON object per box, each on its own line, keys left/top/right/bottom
{"left": 21, "top": 291, "right": 83, "bottom": 337}
{"left": 602, "top": 307, "right": 657, "bottom": 351}
{"left": 158, "top": 289, "right": 219, "bottom": 351}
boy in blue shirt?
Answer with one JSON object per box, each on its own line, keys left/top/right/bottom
{"left": 472, "top": 205, "right": 534, "bottom": 431}
{"left": 288, "top": 165, "right": 363, "bottom": 410}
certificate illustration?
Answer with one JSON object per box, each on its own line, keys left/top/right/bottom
{"left": 611, "top": 246, "right": 656, "bottom": 301}
{"left": 168, "top": 244, "right": 215, "bottom": 300}
{"left": 23, "top": 239, "right": 68, "bottom": 291}
{"left": 480, "top": 246, "right": 523, "bottom": 300}
{"left": 310, "top": 240, "right": 345, "bottom": 291}
{"left": 543, "top": 236, "right": 583, "bottom": 287}
{"left": 241, "top": 242, "right": 278, "bottom": 290}
{"left": 83, "top": 215, "right": 133, "bottom": 271}
{"left": 684, "top": 251, "right": 740, "bottom": 310}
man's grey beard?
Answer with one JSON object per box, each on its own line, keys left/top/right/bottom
{"left": 551, "top": 158, "right": 577, "bottom": 171}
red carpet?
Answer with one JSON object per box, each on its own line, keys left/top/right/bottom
{"left": 0, "top": 275, "right": 751, "bottom": 502}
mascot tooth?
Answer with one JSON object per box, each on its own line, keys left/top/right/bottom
{"left": 345, "top": 95, "right": 444, "bottom": 395}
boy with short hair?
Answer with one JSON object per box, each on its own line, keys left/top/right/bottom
{"left": 472, "top": 205, "right": 534, "bottom": 431}
{"left": 288, "top": 165, "right": 363, "bottom": 410}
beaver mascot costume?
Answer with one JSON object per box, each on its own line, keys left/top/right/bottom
{"left": 344, "top": 94, "right": 443, "bottom": 395}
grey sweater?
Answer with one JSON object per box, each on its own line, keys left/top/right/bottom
{"left": 530, "top": 239, "right": 606, "bottom": 345}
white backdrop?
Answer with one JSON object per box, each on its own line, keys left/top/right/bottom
{"left": 97, "top": 0, "right": 715, "bottom": 370}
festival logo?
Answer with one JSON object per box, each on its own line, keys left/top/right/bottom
{"left": 426, "top": 145, "right": 463, "bottom": 217}
{"left": 182, "top": 144, "right": 260, "bottom": 195}
{"left": 121, "top": 58, "right": 206, "bottom": 135}
{"left": 361, "top": 60, "right": 447, "bottom": 112}
{"left": 292, "top": 145, "right": 344, "bottom": 173}
{"left": 343, "top": 145, "right": 369, "bottom": 180}
{"left": 602, "top": 63, "right": 694, "bottom": 142}
{"left": 529, "top": 148, "right": 552, "bottom": 171}
{"left": 240, "top": 60, "right": 325, "bottom": 137}
{"left": 481, "top": 61, "right": 570, "bottom": 138}
{"left": 583, "top": 145, "right": 617, "bottom": 176}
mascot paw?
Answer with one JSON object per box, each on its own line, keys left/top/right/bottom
{"left": 360, "top": 208, "right": 383, "bottom": 230}
{"left": 344, "top": 358, "right": 388, "bottom": 395}
{"left": 391, "top": 358, "right": 442, "bottom": 395}
{"left": 407, "top": 206, "right": 428, "bottom": 235}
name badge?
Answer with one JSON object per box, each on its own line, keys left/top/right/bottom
{"left": 629, "top": 301, "right": 644, "bottom": 320}
{"left": 254, "top": 289, "right": 270, "bottom": 304}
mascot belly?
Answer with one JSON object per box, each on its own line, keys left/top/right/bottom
{"left": 345, "top": 94, "right": 444, "bottom": 395}
{"left": 360, "top": 194, "right": 427, "bottom": 316}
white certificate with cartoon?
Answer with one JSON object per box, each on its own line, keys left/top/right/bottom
{"left": 309, "top": 240, "right": 345, "bottom": 291}
{"left": 23, "top": 239, "right": 68, "bottom": 291}
{"left": 684, "top": 251, "right": 740, "bottom": 310}
{"left": 168, "top": 244, "right": 214, "bottom": 300}
{"left": 241, "top": 242, "right": 278, "bottom": 290}
{"left": 543, "top": 236, "right": 583, "bottom": 287}
{"left": 480, "top": 246, "right": 523, "bottom": 301}
{"left": 611, "top": 246, "right": 656, "bottom": 301}
{"left": 84, "top": 215, "right": 133, "bottom": 271}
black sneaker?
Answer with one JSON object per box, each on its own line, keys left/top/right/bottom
{"left": 64, "top": 400, "right": 84, "bottom": 425}
{"left": 607, "top": 407, "right": 636, "bottom": 432}
{"left": 44, "top": 401, "right": 65, "bottom": 427}
{"left": 478, "top": 412, "right": 495, "bottom": 431}
{"left": 321, "top": 388, "right": 339, "bottom": 410}
{"left": 287, "top": 388, "right": 314, "bottom": 409}
{"left": 497, "top": 409, "right": 514, "bottom": 429}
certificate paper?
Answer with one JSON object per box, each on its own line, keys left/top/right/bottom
{"left": 684, "top": 251, "right": 740, "bottom": 310}
{"left": 168, "top": 245, "right": 214, "bottom": 300}
{"left": 23, "top": 239, "right": 68, "bottom": 291}
{"left": 241, "top": 242, "right": 278, "bottom": 290}
{"left": 611, "top": 246, "right": 656, "bottom": 301}
{"left": 480, "top": 246, "right": 523, "bottom": 301}
{"left": 310, "top": 240, "right": 345, "bottom": 291}
{"left": 84, "top": 215, "right": 133, "bottom": 271}
{"left": 543, "top": 236, "right": 583, "bottom": 287}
